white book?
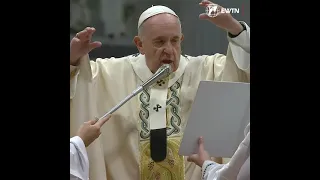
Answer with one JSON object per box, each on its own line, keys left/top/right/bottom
{"left": 179, "top": 81, "right": 250, "bottom": 158}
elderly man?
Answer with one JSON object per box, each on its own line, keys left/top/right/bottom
{"left": 70, "top": 1, "right": 250, "bottom": 180}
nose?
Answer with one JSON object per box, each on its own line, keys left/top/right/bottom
{"left": 163, "top": 42, "right": 173, "bottom": 55}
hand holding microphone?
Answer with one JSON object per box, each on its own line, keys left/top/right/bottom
{"left": 77, "top": 115, "right": 112, "bottom": 147}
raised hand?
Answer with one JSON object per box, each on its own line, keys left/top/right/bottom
{"left": 70, "top": 27, "right": 102, "bottom": 66}
{"left": 199, "top": 0, "right": 243, "bottom": 35}
{"left": 77, "top": 115, "right": 111, "bottom": 147}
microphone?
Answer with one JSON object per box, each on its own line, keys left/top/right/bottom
{"left": 98, "top": 64, "right": 172, "bottom": 122}
{"left": 140, "top": 64, "right": 172, "bottom": 89}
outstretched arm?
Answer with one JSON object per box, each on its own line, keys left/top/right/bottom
{"left": 70, "top": 27, "right": 102, "bottom": 100}
{"left": 198, "top": 1, "right": 250, "bottom": 82}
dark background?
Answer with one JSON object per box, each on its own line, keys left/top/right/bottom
{"left": 1, "top": 0, "right": 316, "bottom": 180}
{"left": 70, "top": 0, "right": 250, "bottom": 58}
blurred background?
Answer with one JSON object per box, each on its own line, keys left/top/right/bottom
{"left": 70, "top": 0, "right": 250, "bottom": 59}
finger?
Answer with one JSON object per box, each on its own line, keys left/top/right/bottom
{"left": 86, "top": 27, "right": 96, "bottom": 37}
{"left": 76, "top": 29, "right": 89, "bottom": 40}
{"left": 94, "top": 115, "right": 112, "bottom": 128}
{"left": 199, "top": 0, "right": 214, "bottom": 6}
{"left": 76, "top": 27, "right": 96, "bottom": 41}
{"left": 89, "top": 41, "right": 102, "bottom": 51}
{"left": 199, "top": 13, "right": 211, "bottom": 20}
{"left": 87, "top": 27, "right": 96, "bottom": 41}
{"left": 90, "top": 117, "right": 99, "bottom": 125}
{"left": 87, "top": 120, "right": 97, "bottom": 125}
{"left": 198, "top": 136, "right": 205, "bottom": 153}
{"left": 94, "top": 117, "right": 99, "bottom": 124}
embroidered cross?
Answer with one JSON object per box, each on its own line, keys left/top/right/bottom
{"left": 157, "top": 80, "right": 165, "bottom": 86}
{"left": 153, "top": 104, "right": 162, "bottom": 112}
{"left": 168, "top": 159, "right": 175, "bottom": 167}
{"left": 148, "top": 162, "right": 154, "bottom": 170}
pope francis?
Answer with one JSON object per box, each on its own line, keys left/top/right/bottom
{"left": 70, "top": 1, "right": 250, "bottom": 180}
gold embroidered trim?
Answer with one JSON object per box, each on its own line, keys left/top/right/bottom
{"left": 140, "top": 137, "right": 185, "bottom": 180}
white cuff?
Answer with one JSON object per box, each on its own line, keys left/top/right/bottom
{"left": 228, "top": 21, "right": 250, "bottom": 53}
{"left": 70, "top": 136, "right": 89, "bottom": 180}
{"left": 227, "top": 22, "right": 250, "bottom": 72}
{"left": 70, "top": 136, "right": 86, "bottom": 150}
{"left": 202, "top": 160, "right": 218, "bottom": 179}
{"left": 79, "top": 54, "right": 93, "bottom": 82}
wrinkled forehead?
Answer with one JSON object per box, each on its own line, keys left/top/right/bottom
{"left": 144, "top": 13, "right": 179, "bottom": 26}
{"left": 143, "top": 14, "right": 181, "bottom": 36}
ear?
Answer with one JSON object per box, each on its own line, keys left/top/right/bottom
{"left": 133, "top": 36, "right": 145, "bottom": 54}
{"left": 180, "top": 34, "right": 184, "bottom": 42}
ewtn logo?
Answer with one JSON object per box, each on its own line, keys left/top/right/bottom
{"left": 224, "top": 8, "right": 240, "bottom": 14}
{"left": 206, "top": 5, "right": 243, "bottom": 17}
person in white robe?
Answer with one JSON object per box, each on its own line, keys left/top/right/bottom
{"left": 70, "top": 1, "right": 250, "bottom": 180}
{"left": 70, "top": 116, "right": 111, "bottom": 180}
{"left": 187, "top": 123, "right": 250, "bottom": 180}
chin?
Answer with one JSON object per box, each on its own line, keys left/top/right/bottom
{"left": 171, "top": 63, "right": 179, "bottom": 72}
{"left": 172, "top": 66, "right": 178, "bottom": 72}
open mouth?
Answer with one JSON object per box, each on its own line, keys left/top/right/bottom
{"left": 161, "top": 60, "right": 173, "bottom": 64}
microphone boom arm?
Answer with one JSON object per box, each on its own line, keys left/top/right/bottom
{"left": 99, "top": 86, "right": 143, "bottom": 120}
{"left": 98, "top": 64, "right": 171, "bottom": 121}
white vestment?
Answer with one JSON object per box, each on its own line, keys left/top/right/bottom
{"left": 201, "top": 123, "right": 250, "bottom": 180}
{"left": 70, "top": 22, "right": 250, "bottom": 180}
{"left": 70, "top": 136, "right": 89, "bottom": 180}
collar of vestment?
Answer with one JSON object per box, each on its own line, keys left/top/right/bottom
{"left": 130, "top": 54, "right": 188, "bottom": 87}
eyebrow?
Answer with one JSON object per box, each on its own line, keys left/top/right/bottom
{"left": 153, "top": 36, "right": 180, "bottom": 40}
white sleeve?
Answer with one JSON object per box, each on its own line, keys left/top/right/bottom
{"left": 70, "top": 174, "right": 83, "bottom": 180}
{"left": 227, "top": 21, "right": 250, "bottom": 73}
{"left": 70, "top": 136, "right": 89, "bottom": 180}
{"left": 203, "top": 125, "right": 250, "bottom": 180}
{"left": 202, "top": 160, "right": 227, "bottom": 180}
{"left": 70, "top": 54, "right": 94, "bottom": 99}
